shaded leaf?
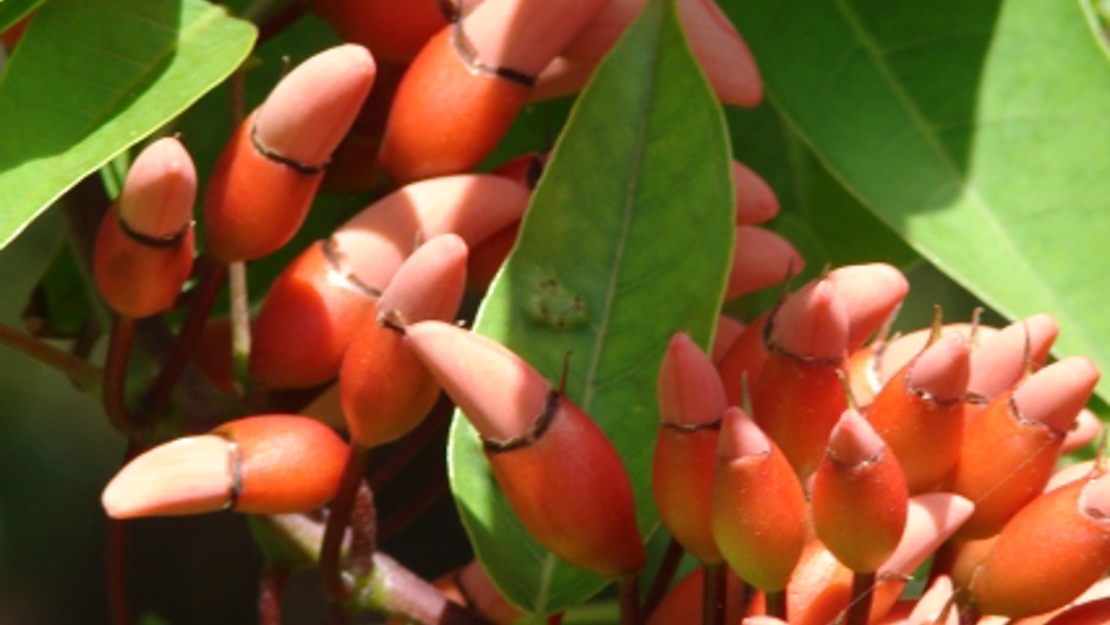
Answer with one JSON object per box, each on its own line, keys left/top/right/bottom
{"left": 448, "top": 0, "right": 734, "bottom": 614}
{"left": 0, "top": 0, "right": 40, "bottom": 34}
{"left": 725, "top": 0, "right": 1110, "bottom": 397}
{"left": 0, "top": 0, "right": 256, "bottom": 250}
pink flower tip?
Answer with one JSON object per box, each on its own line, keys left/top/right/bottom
{"left": 118, "top": 137, "right": 197, "bottom": 238}
{"left": 404, "top": 321, "right": 551, "bottom": 443}
{"left": 968, "top": 314, "right": 1060, "bottom": 398}
{"left": 1082, "top": 472, "right": 1110, "bottom": 519}
{"left": 827, "top": 408, "right": 883, "bottom": 466}
{"left": 827, "top": 263, "right": 909, "bottom": 348}
{"left": 770, "top": 279, "right": 849, "bottom": 360}
{"left": 254, "top": 44, "right": 376, "bottom": 166}
{"left": 907, "top": 332, "right": 971, "bottom": 403}
{"left": 378, "top": 234, "right": 468, "bottom": 325}
{"left": 718, "top": 406, "right": 770, "bottom": 460}
{"left": 1012, "top": 356, "right": 1100, "bottom": 432}
{"left": 102, "top": 435, "right": 233, "bottom": 519}
{"left": 657, "top": 332, "right": 726, "bottom": 426}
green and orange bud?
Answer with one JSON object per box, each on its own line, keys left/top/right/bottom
{"left": 311, "top": 0, "right": 456, "bottom": 64}
{"left": 867, "top": 332, "right": 970, "bottom": 493}
{"left": 967, "top": 314, "right": 1059, "bottom": 400}
{"left": 94, "top": 137, "right": 196, "bottom": 318}
{"left": 711, "top": 407, "right": 806, "bottom": 592}
{"left": 949, "top": 357, "right": 1099, "bottom": 540}
{"left": 404, "top": 320, "right": 645, "bottom": 577}
{"left": 378, "top": 0, "right": 607, "bottom": 183}
{"left": 751, "top": 278, "right": 849, "bottom": 477}
{"left": 340, "top": 234, "right": 468, "bottom": 447}
{"left": 812, "top": 409, "right": 908, "bottom": 573}
{"left": 101, "top": 415, "right": 347, "bottom": 518}
{"left": 973, "top": 473, "right": 1110, "bottom": 618}
{"left": 204, "top": 45, "right": 376, "bottom": 262}
{"left": 653, "top": 333, "right": 727, "bottom": 563}
{"left": 249, "top": 239, "right": 379, "bottom": 388}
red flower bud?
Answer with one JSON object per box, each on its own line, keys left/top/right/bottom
{"left": 404, "top": 321, "right": 645, "bottom": 576}
{"left": 94, "top": 137, "right": 196, "bottom": 318}
{"left": 340, "top": 234, "right": 468, "bottom": 447}
{"left": 204, "top": 45, "right": 376, "bottom": 262}
{"left": 311, "top": 0, "right": 454, "bottom": 64}
{"left": 102, "top": 415, "right": 347, "bottom": 518}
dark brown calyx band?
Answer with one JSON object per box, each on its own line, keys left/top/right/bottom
{"left": 438, "top": 0, "right": 460, "bottom": 22}
{"left": 661, "top": 417, "right": 723, "bottom": 433}
{"left": 249, "top": 123, "right": 328, "bottom": 175}
{"left": 225, "top": 438, "right": 244, "bottom": 511}
{"left": 484, "top": 390, "right": 559, "bottom": 453}
{"left": 451, "top": 19, "right": 536, "bottom": 87}
{"left": 117, "top": 206, "right": 192, "bottom": 248}
{"left": 321, "top": 238, "right": 382, "bottom": 300}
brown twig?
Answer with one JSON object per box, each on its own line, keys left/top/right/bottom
{"left": 104, "top": 315, "right": 138, "bottom": 436}
{"left": 0, "top": 322, "right": 102, "bottom": 392}
{"left": 642, "top": 537, "right": 684, "bottom": 617}
{"left": 258, "top": 565, "right": 290, "bottom": 625}
{"left": 321, "top": 443, "right": 372, "bottom": 601}
{"left": 702, "top": 562, "right": 726, "bottom": 625}
{"left": 619, "top": 573, "right": 641, "bottom": 625}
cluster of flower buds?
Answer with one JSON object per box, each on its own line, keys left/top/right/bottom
{"left": 648, "top": 263, "right": 1108, "bottom": 624}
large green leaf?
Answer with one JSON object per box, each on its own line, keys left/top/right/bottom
{"left": 0, "top": 0, "right": 256, "bottom": 251}
{"left": 447, "top": 0, "right": 734, "bottom": 615}
{"left": 724, "top": 0, "right": 1110, "bottom": 397}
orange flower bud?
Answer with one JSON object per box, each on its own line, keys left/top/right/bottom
{"left": 93, "top": 137, "right": 196, "bottom": 318}
{"left": 949, "top": 357, "right": 1099, "bottom": 540}
{"left": 378, "top": 0, "right": 607, "bottom": 182}
{"left": 726, "top": 227, "right": 804, "bottom": 299}
{"left": 204, "top": 45, "right": 375, "bottom": 262}
{"left": 751, "top": 279, "right": 849, "bottom": 477}
{"left": 812, "top": 409, "right": 908, "bottom": 573}
{"left": 711, "top": 407, "right": 807, "bottom": 592}
{"left": 973, "top": 474, "right": 1110, "bottom": 618}
{"left": 311, "top": 0, "right": 455, "bottom": 64}
{"left": 653, "top": 333, "right": 727, "bottom": 562}
{"left": 867, "top": 332, "right": 970, "bottom": 493}
{"left": 340, "top": 235, "right": 468, "bottom": 447}
{"left": 405, "top": 321, "right": 645, "bottom": 576}
{"left": 102, "top": 415, "right": 347, "bottom": 518}
{"left": 718, "top": 311, "right": 770, "bottom": 397}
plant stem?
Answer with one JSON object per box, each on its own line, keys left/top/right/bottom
{"left": 104, "top": 315, "right": 138, "bottom": 436}
{"left": 258, "top": 0, "right": 308, "bottom": 44}
{"left": 107, "top": 518, "right": 131, "bottom": 625}
{"left": 845, "top": 571, "right": 875, "bottom": 625}
{"left": 618, "top": 573, "right": 641, "bottom": 625}
{"left": 349, "top": 481, "right": 377, "bottom": 578}
{"left": 321, "top": 443, "right": 372, "bottom": 601}
{"left": 765, "top": 589, "right": 787, "bottom": 621}
{"left": 258, "top": 565, "right": 289, "bottom": 625}
{"left": 702, "top": 562, "right": 726, "bottom": 625}
{"left": 146, "top": 261, "right": 228, "bottom": 415}
{"left": 0, "top": 322, "right": 102, "bottom": 393}
{"left": 229, "top": 260, "right": 252, "bottom": 396}
{"left": 642, "top": 537, "right": 684, "bottom": 617}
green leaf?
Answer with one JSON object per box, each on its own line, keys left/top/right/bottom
{"left": 447, "top": 0, "right": 734, "bottom": 615}
{"left": 0, "top": 0, "right": 40, "bottom": 34}
{"left": 0, "top": 0, "right": 256, "bottom": 251}
{"left": 726, "top": 0, "right": 1110, "bottom": 398}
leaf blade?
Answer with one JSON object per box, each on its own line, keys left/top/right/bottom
{"left": 448, "top": 0, "right": 735, "bottom": 614}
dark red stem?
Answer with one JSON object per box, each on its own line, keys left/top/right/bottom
{"left": 104, "top": 315, "right": 138, "bottom": 436}
{"left": 146, "top": 261, "right": 228, "bottom": 414}
{"left": 765, "top": 589, "right": 787, "bottom": 621}
{"left": 370, "top": 406, "right": 450, "bottom": 491}
{"left": 107, "top": 519, "right": 131, "bottom": 625}
{"left": 702, "top": 562, "right": 727, "bottom": 625}
{"left": 258, "top": 565, "right": 290, "bottom": 625}
{"left": 0, "top": 322, "right": 102, "bottom": 392}
{"left": 845, "top": 571, "right": 875, "bottom": 625}
{"left": 379, "top": 474, "right": 448, "bottom": 540}
{"left": 642, "top": 537, "right": 684, "bottom": 617}
{"left": 619, "top": 573, "right": 641, "bottom": 625}
{"left": 320, "top": 443, "right": 372, "bottom": 601}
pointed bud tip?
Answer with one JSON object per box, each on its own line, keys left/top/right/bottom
{"left": 828, "top": 263, "right": 909, "bottom": 346}
{"left": 102, "top": 435, "right": 232, "bottom": 519}
{"left": 908, "top": 332, "right": 971, "bottom": 402}
{"left": 118, "top": 137, "right": 197, "bottom": 238}
{"left": 1013, "top": 356, "right": 1100, "bottom": 432}
{"left": 968, "top": 314, "right": 1060, "bottom": 398}
{"left": 718, "top": 406, "right": 770, "bottom": 460}
{"left": 405, "top": 321, "right": 551, "bottom": 442}
{"left": 771, "top": 279, "right": 849, "bottom": 360}
{"left": 827, "top": 408, "right": 883, "bottom": 465}
{"left": 254, "top": 44, "right": 376, "bottom": 165}
{"left": 657, "top": 333, "right": 726, "bottom": 426}
{"left": 379, "top": 233, "right": 469, "bottom": 324}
